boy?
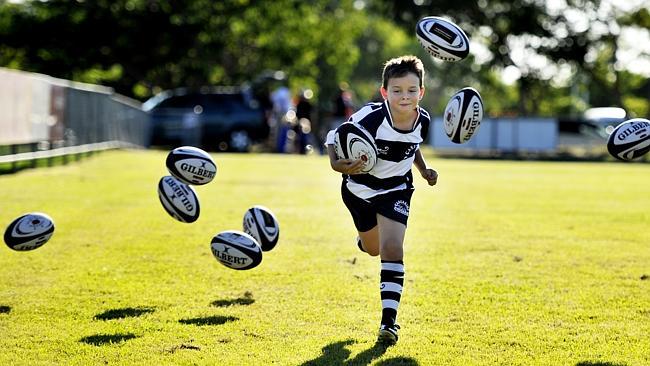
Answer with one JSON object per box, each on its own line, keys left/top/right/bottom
{"left": 325, "top": 55, "right": 438, "bottom": 345}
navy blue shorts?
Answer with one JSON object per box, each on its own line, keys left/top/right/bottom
{"left": 341, "top": 182, "right": 414, "bottom": 232}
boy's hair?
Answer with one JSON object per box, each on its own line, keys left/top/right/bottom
{"left": 382, "top": 55, "right": 425, "bottom": 89}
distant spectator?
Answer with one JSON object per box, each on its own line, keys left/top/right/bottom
{"left": 333, "top": 82, "right": 355, "bottom": 122}
{"left": 271, "top": 85, "right": 294, "bottom": 153}
{"left": 296, "top": 89, "right": 313, "bottom": 122}
{"left": 271, "top": 85, "right": 292, "bottom": 117}
{"left": 294, "top": 89, "right": 315, "bottom": 154}
{"left": 320, "top": 82, "right": 356, "bottom": 152}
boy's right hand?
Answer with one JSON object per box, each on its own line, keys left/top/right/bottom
{"left": 331, "top": 158, "right": 365, "bottom": 175}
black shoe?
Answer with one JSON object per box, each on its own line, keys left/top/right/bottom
{"left": 377, "top": 323, "right": 400, "bottom": 345}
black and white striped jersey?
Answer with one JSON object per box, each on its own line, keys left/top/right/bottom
{"left": 326, "top": 100, "right": 430, "bottom": 200}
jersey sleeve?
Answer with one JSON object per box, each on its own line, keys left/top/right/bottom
{"left": 325, "top": 129, "right": 336, "bottom": 145}
{"left": 352, "top": 103, "right": 384, "bottom": 138}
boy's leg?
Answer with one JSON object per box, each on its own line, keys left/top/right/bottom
{"left": 341, "top": 182, "right": 379, "bottom": 255}
{"left": 377, "top": 215, "right": 406, "bottom": 261}
{"left": 357, "top": 226, "right": 379, "bottom": 256}
{"left": 376, "top": 215, "right": 406, "bottom": 344}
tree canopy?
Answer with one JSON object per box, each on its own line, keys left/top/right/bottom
{"left": 0, "top": 0, "right": 648, "bottom": 118}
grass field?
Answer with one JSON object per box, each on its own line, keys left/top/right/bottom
{"left": 0, "top": 149, "right": 648, "bottom": 366}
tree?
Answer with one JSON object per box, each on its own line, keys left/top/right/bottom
{"left": 0, "top": 0, "right": 366, "bottom": 104}
{"left": 368, "top": 0, "right": 649, "bottom": 117}
{"left": 1, "top": 0, "right": 647, "bottom": 118}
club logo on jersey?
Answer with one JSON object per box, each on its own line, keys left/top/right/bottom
{"left": 377, "top": 146, "right": 390, "bottom": 156}
{"left": 403, "top": 145, "right": 417, "bottom": 159}
{"left": 393, "top": 200, "right": 409, "bottom": 216}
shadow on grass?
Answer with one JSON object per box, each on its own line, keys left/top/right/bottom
{"left": 179, "top": 315, "right": 238, "bottom": 326}
{"left": 211, "top": 291, "right": 255, "bottom": 307}
{"left": 576, "top": 362, "right": 627, "bottom": 366}
{"left": 80, "top": 333, "right": 138, "bottom": 346}
{"left": 300, "top": 340, "right": 354, "bottom": 365}
{"left": 0, "top": 305, "right": 11, "bottom": 314}
{"left": 300, "top": 339, "right": 418, "bottom": 366}
{"left": 374, "top": 358, "right": 418, "bottom": 366}
{"left": 93, "top": 307, "right": 155, "bottom": 320}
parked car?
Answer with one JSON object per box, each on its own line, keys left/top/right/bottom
{"left": 583, "top": 107, "right": 627, "bottom": 135}
{"left": 558, "top": 107, "right": 628, "bottom": 140}
{"left": 143, "top": 86, "right": 269, "bottom": 152}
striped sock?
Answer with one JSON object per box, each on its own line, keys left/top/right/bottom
{"left": 380, "top": 260, "right": 404, "bottom": 326}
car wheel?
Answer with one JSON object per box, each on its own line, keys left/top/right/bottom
{"left": 230, "top": 130, "right": 251, "bottom": 152}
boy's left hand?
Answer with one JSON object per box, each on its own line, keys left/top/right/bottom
{"left": 421, "top": 168, "right": 438, "bottom": 186}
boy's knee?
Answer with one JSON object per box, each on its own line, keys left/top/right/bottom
{"left": 380, "top": 241, "right": 403, "bottom": 259}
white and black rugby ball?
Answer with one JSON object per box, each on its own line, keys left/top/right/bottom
{"left": 334, "top": 123, "right": 377, "bottom": 173}
{"left": 243, "top": 205, "right": 280, "bottom": 252}
{"left": 157, "top": 175, "right": 200, "bottom": 223}
{"left": 443, "top": 87, "right": 484, "bottom": 144}
{"left": 166, "top": 146, "right": 217, "bottom": 185}
{"left": 4, "top": 212, "right": 55, "bottom": 251}
{"left": 210, "top": 230, "right": 262, "bottom": 270}
{"left": 416, "top": 16, "right": 470, "bottom": 62}
{"left": 607, "top": 118, "right": 650, "bottom": 161}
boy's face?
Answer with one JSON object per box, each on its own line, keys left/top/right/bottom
{"left": 380, "top": 72, "right": 425, "bottom": 115}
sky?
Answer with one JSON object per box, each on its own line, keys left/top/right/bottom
{"left": 494, "top": 0, "right": 650, "bottom": 84}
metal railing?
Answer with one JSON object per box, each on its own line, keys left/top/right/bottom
{"left": 0, "top": 67, "right": 150, "bottom": 171}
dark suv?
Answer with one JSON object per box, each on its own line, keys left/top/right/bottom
{"left": 144, "top": 86, "right": 269, "bottom": 151}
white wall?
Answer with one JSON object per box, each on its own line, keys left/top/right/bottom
{"left": 429, "top": 117, "right": 558, "bottom": 152}
{"left": 0, "top": 68, "right": 52, "bottom": 144}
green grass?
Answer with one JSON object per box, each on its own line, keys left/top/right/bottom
{"left": 0, "top": 149, "right": 648, "bottom": 366}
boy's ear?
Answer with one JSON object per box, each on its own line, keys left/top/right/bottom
{"left": 380, "top": 87, "right": 388, "bottom": 99}
{"left": 419, "top": 87, "right": 425, "bottom": 100}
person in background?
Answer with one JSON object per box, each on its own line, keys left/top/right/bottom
{"left": 319, "top": 82, "right": 356, "bottom": 153}
{"left": 295, "top": 88, "right": 314, "bottom": 154}
{"left": 271, "top": 85, "right": 293, "bottom": 153}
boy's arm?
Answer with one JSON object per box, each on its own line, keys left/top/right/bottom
{"left": 413, "top": 149, "right": 438, "bottom": 186}
{"left": 327, "top": 144, "right": 364, "bottom": 175}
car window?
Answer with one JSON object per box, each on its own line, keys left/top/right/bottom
{"left": 204, "top": 94, "right": 242, "bottom": 107}
{"left": 156, "top": 94, "right": 203, "bottom": 109}
{"left": 151, "top": 91, "right": 260, "bottom": 113}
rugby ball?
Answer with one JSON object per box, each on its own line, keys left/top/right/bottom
{"left": 443, "top": 87, "right": 484, "bottom": 144}
{"left": 607, "top": 118, "right": 650, "bottom": 161}
{"left": 157, "top": 175, "right": 200, "bottom": 223}
{"left": 334, "top": 123, "right": 377, "bottom": 173}
{"left": 210, "top": 230, "right": 262, "bottom": 270}
{"left": 416, "top": 16, "right": 470, "bottom": 62}
{"left": 243, "top": 205, "right": 280, "bottom": 252}
{"left": 166, "top": 146, "right": 217, "bottom": 185}
{"left": 4, "top": 212, "right": 55, "bottom": 251}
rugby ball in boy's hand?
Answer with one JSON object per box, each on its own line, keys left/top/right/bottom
{"left": 443, "top": 87, "right": 484, "bottom": 144}
{"left": 166, "top": 146, "right": 217, "bottom": 185}
{"left": 4, "top": 212, "right": 55, "bottom": 251}
{"left": 210, "top": 230, "right": 262, "bottom": 270}
{"left": 607, "top": 118, "right": 650, "bottom": 161}
{"left": 334, "top": 123, "right": 377, "bottom": 173}
{"left": 243, "top": 205, "right": 280, "bottom": 252}
{"left": 416, "top": 16, "right": 470, "bottom": 62}
{"left": 157, "top": 175, "right": 200, "bottom": 223}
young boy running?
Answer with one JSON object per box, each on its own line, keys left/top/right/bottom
{"left": 326, "top": 55, "right": 438, "bottom": 345}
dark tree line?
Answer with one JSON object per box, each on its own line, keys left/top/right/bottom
{"left": 1, "top": 0, "right": 648, "bottom": 118}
